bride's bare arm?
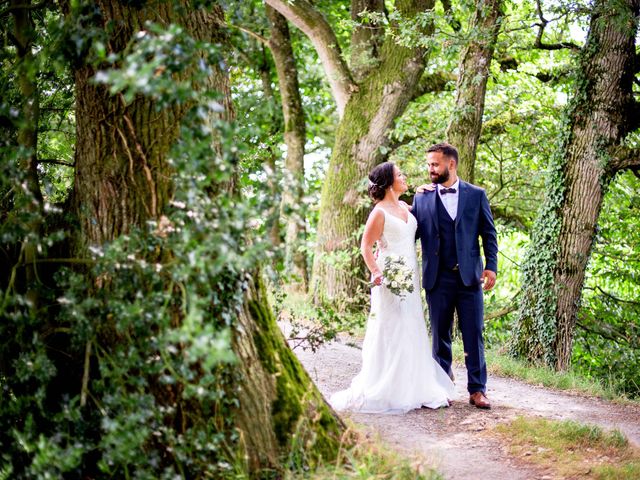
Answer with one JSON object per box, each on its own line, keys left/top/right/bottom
{"left": 361, "top": 208, "right": 385, "bottom": 285}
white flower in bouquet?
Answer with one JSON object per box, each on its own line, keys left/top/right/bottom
{"left": 380, "top": 254, "right": 414, "bottom": 299}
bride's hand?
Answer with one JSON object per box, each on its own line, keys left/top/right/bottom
{"left": 371, "top": 271, "right": 383, "bottom": 286}
{"left": 416, "top": 183, "right": 437, "bottom": 193}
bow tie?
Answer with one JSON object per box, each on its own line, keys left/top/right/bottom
{"left": 440, "top": 187, "right": 457, "bottom": 195}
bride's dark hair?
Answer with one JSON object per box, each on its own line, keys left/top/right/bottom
{"left": 368, "top": 162, "right": 395, "bottom": 202}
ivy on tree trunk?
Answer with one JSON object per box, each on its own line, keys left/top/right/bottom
{"left": 511, "top": 0, "right": 640, "bottom": 371}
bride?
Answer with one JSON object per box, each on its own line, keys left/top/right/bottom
{"left": 330, "top": 161, "right": 454, "bottom": 413}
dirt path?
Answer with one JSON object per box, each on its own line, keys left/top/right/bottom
{"left": 283, "top": 324, "right": 640, "bottom": 480}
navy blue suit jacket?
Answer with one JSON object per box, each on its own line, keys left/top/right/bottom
{"left": 412, "top": 180, "right": 498, "bottom": 290}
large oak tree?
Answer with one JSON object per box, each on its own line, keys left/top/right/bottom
{"left": 73, "top": 0, "right": 343, "bottom": 473}
{"left": 446, "top": 0, "right": 503, "bottom": 183}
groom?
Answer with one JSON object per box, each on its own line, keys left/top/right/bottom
{"left": 412, "top": 142, "right": 498, "bottom": 409}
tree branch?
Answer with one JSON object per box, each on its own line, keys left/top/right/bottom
{"left": 533, "top": 0, "right": 581, "bottom": 51}
{"left": 530, "top": 68, "right": 570, "bottom": 83}
{"left": 485, "top": 289, "right": 522, "bottom": 321}
{"left": 265, "top": 0, "right": 355, "bottom": 118}
{"left": 499, "top": 55, "right": 571, "bottom": 83}
{"left": 37, "top": 158, "right": 75, "bottom": 167}
{"left": 490, "top": 205, "right": 529, "bottom": 231}
{"left": 576, "top": 320, "right": 625, "bottom": 345}
{"left": 485, "top": 303, "right": 518, "bottom": 321}
{"left": 577, "top": 308, "right": 639, "bottom": 348}
{"left": 411, "top": 71, "right": 456, "bottom": 101}
{"left": 0, "top": 0, "right": 49, "bottom": 18}
{"left": 388, "top": 135, "right": 419, "bottom": 153}
{"left": 608, "top": 145, "right": 640, "bottom": 172}
{"left": 230, "top": 23, "right": 270, "bottom": 46}
{"left": 591, "top": 285, "right": 640, "bottom": 307}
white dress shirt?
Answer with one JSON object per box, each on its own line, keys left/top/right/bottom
{"left": 438, "top": 179, "right": 459, "bottom": 221}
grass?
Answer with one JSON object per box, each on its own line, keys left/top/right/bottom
{"left": 494, "top": 416, "right": 640, "bottom": 479}
{"left": 285, "top": 424, "right": 442, "bottom": 480}
{"left": 450, "top": 341, "right": 638, "bottom": 404}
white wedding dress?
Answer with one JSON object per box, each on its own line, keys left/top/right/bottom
{"left": 330, "top": 206, "right": 454, "bottom": 413}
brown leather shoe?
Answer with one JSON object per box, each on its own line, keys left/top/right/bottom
{"left": 469, "top": 392, "right": 491, "bottom": 409}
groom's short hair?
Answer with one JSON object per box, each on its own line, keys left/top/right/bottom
{"left": 427, "top": 142, "right": 458, "bottom": 164}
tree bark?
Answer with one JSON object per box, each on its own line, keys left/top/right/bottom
{"left": 73, "top": 2, "right": 232, "bottom": 245}
{"left": 72, "top": 0, "right": 342, "bottom": 473}
{"left": 446, "top": 0, "right": 503, "bottom": 184}
{"left": 255, "top": 43, "right": 283, "bottom": 248}
{"left": 266, "top": 6, "right": 310, "bottom": 291}
{"left": 234, "top": 275, "right": 344, "bottom": 470}
{"left": 510, "top": 0, "right": 640, "bottom": 370}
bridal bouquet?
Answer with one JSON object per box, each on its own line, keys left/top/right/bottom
{"left": 381, "top": 254, "right": 414, "bottom": 299}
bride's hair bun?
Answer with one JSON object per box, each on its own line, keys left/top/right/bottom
{"left": 368, "top": 162, "right": 395, "bottom": 201}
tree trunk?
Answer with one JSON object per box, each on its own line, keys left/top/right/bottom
{"left": 266, "top": 6, "right": 309, "bottom": 291}
{"left": 510, "top": 0, "right": 639, "bottom": 370}
{"left": 72, "top": 0, "right": 342, "bottom": 474}
{"left": 311, "top": 1, "right": 435, "bottom": 303}
{"left": 255, "top": 43, "right": 283, "bottom": 249}
{"left": 11, "top": 0, "right": 43, "bottom": 309}
{"left": 446, "top": 0, "right": 503, "bottom": 184}
{"left": 11, "top": 0, "right": 42, "bottom": 205}
{"left": 266, "top": 0, "right": 435, "bottom": 303}
{"left": 234, "top": 275, "right": 344, "bottom": 471}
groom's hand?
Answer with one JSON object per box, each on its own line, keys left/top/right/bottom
{"left": 481, "top": 270, "right": 496, "bottom": 291}
{"left": 416, "top": 183, "right": 437, "bottom": 194}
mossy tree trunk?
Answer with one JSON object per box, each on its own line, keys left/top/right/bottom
{"left": 234, "top": 276, "right": 344, "bottom": 471}
{"left": 510, "top": 0, "right": 640, "bottom": 370}
{"left": 312, "top": 42, "right": 433, "bottom": 301}
{"left": 266, "top": 0, "right": 435, "bottom": 303}
{"left": 72, "top": 0, "right": 342, "bottom": 474}
{"left": 446, "top": 0, "right": 503, "bottom": 184}
{"left": 266, "top": 6, "right": 309, "bottom": 292}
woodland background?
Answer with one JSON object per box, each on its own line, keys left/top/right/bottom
{"left": 0, "top": 0, "right": 639, "bottom": 478}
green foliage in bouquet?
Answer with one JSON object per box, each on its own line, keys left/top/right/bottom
{"left": 381, "top": 254, "right": 415, "bottom": 300}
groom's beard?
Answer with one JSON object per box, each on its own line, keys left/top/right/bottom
{"left": 430, "top": 169, "right": 450, "bottom": 184}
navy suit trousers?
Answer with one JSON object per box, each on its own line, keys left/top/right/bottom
{"left": 426, "top": 269, "right": 486, "bottom": 394}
